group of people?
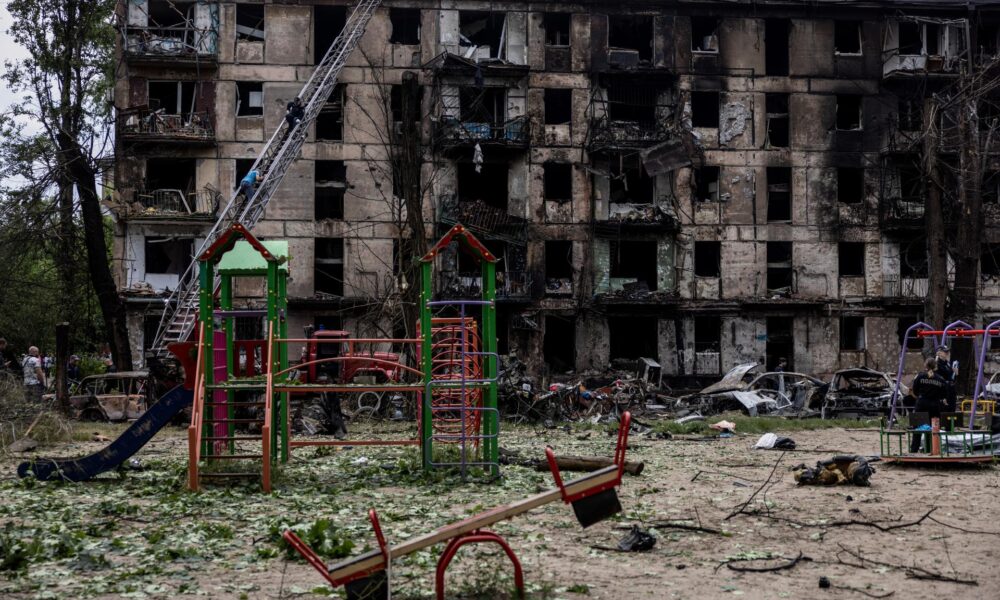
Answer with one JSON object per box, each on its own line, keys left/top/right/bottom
{"left": 908, "top": 345, "right": 958, "bottom": 452}
{"left": 0, "top": 336, "right": 100, "bottom": 403}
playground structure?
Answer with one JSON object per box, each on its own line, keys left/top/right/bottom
{"left": 185, "top": 223, "right": 501, "bottom": 491}
{"left": 284, "top": 412, "right": 633, "bottom": 600}
{"left": 881, "top": 320, "right": 997, "bottom": 464}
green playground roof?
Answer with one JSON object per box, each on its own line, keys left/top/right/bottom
{"left": 217, "top": 240, "right": 289, "bottom": 275}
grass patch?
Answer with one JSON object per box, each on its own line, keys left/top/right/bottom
{"left": 650, "top": 413, "right": 880, "bottom": 436}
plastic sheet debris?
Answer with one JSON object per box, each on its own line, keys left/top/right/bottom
{"left": 617, "top": 526, "right": 656, "bottom": 552}
{"left": 754, "top": 433, "right": 796, "bottom": 450}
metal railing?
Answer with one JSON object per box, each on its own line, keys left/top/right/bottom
{"left": 883, "top": 275, "right": 929, "bottom": 298}
{"left": 119, "top": 108, "right": 214, "bottom": 140}
{"left": 440, "top": 272, "right": 533, "bottom": 300}
{"left": 435, "top": 115, "right": 529, "bottom": 147}
{"left": 123, "top": 25, "right": 218, "bottom": 59}
{"left": 587, "top": 117, "right": 672, "bottom": 149}
{"left": 119, "top": 187, "right": 219, "bottom": 217}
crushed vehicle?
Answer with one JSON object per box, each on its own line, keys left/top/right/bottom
{"left": 43, "top": 371, "right": 153, "bottom": 421}
{"left": 678, "top": 363, "right": 828, "bottom": 417}
{"left": 820, "top": 367, "right": 909, "bottom": 418}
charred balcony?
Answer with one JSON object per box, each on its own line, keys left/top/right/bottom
{"left": 121, "top": 0, "right": 219, "bottom": 66}
{"left": 119, "top": 107, "right": 215, "bottom": 145}
{"left": 114, "top": 186, "right": 219, "bottom": 222}
{"left": 587, "top": 74, "right": 675, "bottom": 153}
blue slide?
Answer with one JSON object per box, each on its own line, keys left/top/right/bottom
{"left": 17, "top": 385, "right": 193, "bottom": 482}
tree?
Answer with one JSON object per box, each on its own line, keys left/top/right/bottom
{"left": 0, "top": 0, "right": 132, "bottom": 370}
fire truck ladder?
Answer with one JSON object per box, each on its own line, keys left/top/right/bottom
{"left": 149, "top": 0, "right": 381, "bottom": 358}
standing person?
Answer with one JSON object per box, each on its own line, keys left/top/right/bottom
{"left": 285, "top": 96, "right": 304, "bottom": 130}
{"left": 67, "top": 355, "right": 81, "bottom": 383}
{"left": 22, "top": 346, "right": 46, "bottom": 403}
{"left": 909, "top": 357, "right": 949, "bottom": 453}
{"left": 934, "top": 345, "right": 957, "bottom": 412}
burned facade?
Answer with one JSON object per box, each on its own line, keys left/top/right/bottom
{"left": 111, "top": 1, "right": 1000, "bottom": 385}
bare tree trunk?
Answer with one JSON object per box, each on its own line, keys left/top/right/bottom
{"left": 950, "top": 70, "right": 983, "bottom": 395}
{"left": 399, "top": 71, "right": 427, "bottom": 337}
{"left": 55, "top": 322, "right": 70, "bottom": 414}
{"left": 61, "top": 137, "right": 134, "bottom": 371}
{"left": 923, "top": 98, "right": 947, "bottom": 352}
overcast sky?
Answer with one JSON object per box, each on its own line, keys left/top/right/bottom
{"left": 0, "top": 5, "right": 29, "bottom": 113}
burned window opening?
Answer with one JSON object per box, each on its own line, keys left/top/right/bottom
{"left": 608, "top": 15, "right": 653, "bottom": 63}
{"left": 315, "top": 6, "right": 346, "bottom": 64}
{"left": 695, "top": 316, "right": 721, "bottom": 353}
{"left": 235, "top": 82, "right": 263, "bottom": 116}
{"left": 691, "top": 17, "right": 719, "bottom": 52}
{"left": 898, "top": 98, "right": 922, "bottom": 132}
{"left": 315, "top": 161, "right": 346, "bottom": 221}
{"left": 457, "top": 162, "right": 508, "bottom": 211}
{"left": 545, "top": 241, "right": 573, "bottom": 294}
{"left": 142, "top": 315, "right": 161, "bottom": 352}
{"left": 691, "top": 91, "right": 720, "bottom": 128}
{"left": 766, "top": 167, "right": 792, "bottom": 223}
{"left": 459, "top": 11, "right": 505, "bottom": 60}
{"left": 148, "top": 81, "right": 196, "bottom": 115}
{"left": 694, "top": 166, "right": 720, "bottom": 202}
{"left": 766, "top": 241, "right": 793, "bottom": 295}
{"left": 545, "top": 13, "right": 570, "bottom": 46}
{"left": 544, "top": 88, "right": 572, "bottom": 125}
{"left": 146, "top": 158, "right": 195, "bottom": 194}
{"left": 390, "top": 83, "right": 422, "bottom": 127}
{"left": 236, "top": 4, "right": 264, "bottom": 41}
{"left": 900, "top": 238, "right": 928, "bottom": 278}
{"left": 146, "top": 0, "right": 194, "bottom": 29}
{"left": 609, "top": 240, "right": 657, "bottom": 291}
{"left": 544, "top": 162, "right": 572, "bottom": 201}
{"left": 982, "top": 244, "right": 1000, "bottom": 277}
{"left": 765, "top": 93, "right": 789, "bottom": 148}
{"left": 389, "top": 8, "right": 420, "bottom": 45}
{"left": 840, "top": 317, "right": 866, "bottom": 351}
{"left": 609, "top": 316, "right": 658, "bottom": 360}
{"left": 317, "top": 85, "right": 345, "bottom": 141}
{"left": 837, "top": 95, "right": 862, "bottom": 130}
{"left": 544, "top": 315, "right": 576, "bottom": 372}
{"left": 839, "top": 242, "right": 865, "bottom": 277}
{"left": 838, "top": 168, "right": 865, "bottom": 204}
{"left": 315, "top": 238, "right": 345, "bottom": 296}
{"left": 145, "top": 236, "right": 193, "bottom": 275}
{"left": 898, "top": 316, "right": 924, "bottom": 350}
{"left": 609, "top": 154, "right": 654, "bottom": 204}
{"left": 608, "top": 83, "right": 659, "bottom": 124}
{"left": 835, "top": 21, "right": 862, "bottom": 54}
{"left": 765, "top": 19, "right": 790, "bottom": 76}
{"left": 899, "top": 22, "right": 922, "bottom": 55}
{"left": 765, "top": 317, "right": 794, "bottom": 371}
{"left": 694, "top": 241, "right": 721, "bottom": 277}
{"left": 460, "top": 86, "right": 505, "bottom": 125}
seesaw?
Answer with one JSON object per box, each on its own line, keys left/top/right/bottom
{"left": 284, "top": 412, "right": 633, "bottom": 600}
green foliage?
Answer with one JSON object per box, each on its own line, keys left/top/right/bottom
{"left": 269, "top": 518, "right": 355, "bottom": 560}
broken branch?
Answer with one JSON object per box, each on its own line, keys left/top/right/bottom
{"left": 726, "top": 551, "right": 809, "bottom": 573}
{"left": 725, "top": 451, "right": 785, "bottom": 520}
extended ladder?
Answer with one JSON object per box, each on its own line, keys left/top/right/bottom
{"left": 150, "top": 0, "right": 382, "bottom": 357}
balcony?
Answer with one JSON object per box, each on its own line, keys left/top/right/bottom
{"left": 437, "top": 197, "right": 527, "bottom": 244}
{"left": 122, "top": 25, "right": 218, "bottom": 65}
{"left": 119, "top": 108, "right": 215, "bottom": 145}
{"left": 588, "top": 117, "right": 673, "bottom": 153}
{"left": 596, "top": 202, "right": 679, "bottom": 235}
{"left": 434, "top": 115, "right": 529, "bottom": 151}
{"left": 438, "top": 271, "right": 533, "bottom": 302}
{"left": 115, "top": 187, "right": 219, "bottom": 221}
{"left": 879, "top": 196, "right": 925, "bottom": 230}
{"left": 883, "top": 275, "right": 928, "bottom": 301}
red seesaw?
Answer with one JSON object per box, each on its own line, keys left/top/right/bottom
{"left": 283, "top": 412, "right": 633, "bottom": 600}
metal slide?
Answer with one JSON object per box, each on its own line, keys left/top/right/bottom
{"left": 150, "top": 0, "right": 382, "bottom": 357}
{"left": 16, "top": 385, "right": 193, "bottom": 482}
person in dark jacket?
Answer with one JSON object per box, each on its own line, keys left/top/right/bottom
{"left": 909, "top": 357, "right": 950, "bottom": 452}
{"left": 934, "top": 345, "right": 957, "bottom": 412}
{"left": 285, "top": 97, "right": 304, "bottom": 130}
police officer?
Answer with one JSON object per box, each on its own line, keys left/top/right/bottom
{"left": 909, "top": 357, "right": 950, "bottom": 453}
{"left": 934, "top": 345, "right": 957, "bottom": 412}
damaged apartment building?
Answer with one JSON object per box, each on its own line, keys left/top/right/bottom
{"left": 110, "top": 0, "right": 1000, "bottom": 384}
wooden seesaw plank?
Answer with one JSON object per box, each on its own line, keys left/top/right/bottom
{"left": 322, "top": 465, "right": 620, "bottom": 582}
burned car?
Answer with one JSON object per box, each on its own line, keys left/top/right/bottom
{"left": 820, "top": 367, "right": 908, "bottom": 418}
{"left": 680, "top": 364, "right": 828, "bottom": 416}
{"left": 44, "top": 371, "right": 153, "bottom": 422}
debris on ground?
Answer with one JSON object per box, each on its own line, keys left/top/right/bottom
{"left": 710, "top": 420, "right": 736, "bottom": 433}
{"left": 793, "top": 455, "right": 875, "bottom": 486}
{"left": 754, "top": 433, "right": 796, "bottom": 450}
{"left": 616, "top": 526, "right": 657, "bottom": 552}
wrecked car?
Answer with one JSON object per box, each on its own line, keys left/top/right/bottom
{"left": 44, "top": 371, "right": 153, "bottom": 422}
{"left": 820, "top": 367, "right": 909, "bottom": 418}
{"left": 679, "top": 364, "right": 827, "bottom": 416}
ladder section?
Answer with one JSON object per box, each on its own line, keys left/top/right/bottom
{"left": 151, "top": 0, "right": 383, "bottom": 357}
